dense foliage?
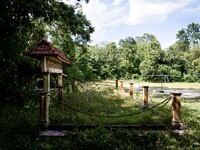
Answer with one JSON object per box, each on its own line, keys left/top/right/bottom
{"left": 0, "top": 0, "right": 94, "bottom": 104}
{"left": 1, "top": 1, "right": 200, "bottom": 149}
{"left": 1, "top": 0, "right": 200, "bottom": 104}
{"left": 88, "top": 27, "right": 200, "bottom": 82}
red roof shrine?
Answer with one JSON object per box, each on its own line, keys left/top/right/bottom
{"left": 26, "top": 40, "right": 70, "bottom": 64}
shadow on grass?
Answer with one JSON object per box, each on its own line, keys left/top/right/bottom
{"left": 1, "top": 82, "right": 200, "bottom": 149}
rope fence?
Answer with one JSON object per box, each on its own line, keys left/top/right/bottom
{"left": 39, "top": 80, "right": 183, "bottom": 129}
{"left": 48, "top": 94, "right": 171, "bottom": 118}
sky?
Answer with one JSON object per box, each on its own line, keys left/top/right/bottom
{"left": 65, "top": 0, "right": 200, "bottom": 49}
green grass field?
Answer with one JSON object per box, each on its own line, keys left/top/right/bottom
{"left": 0, "top": 81, "right": 200, "bottom": 149}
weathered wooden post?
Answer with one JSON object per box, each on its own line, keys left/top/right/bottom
{"left": 39, "top": 71, "right": 50, "bottom": 128}
{"left": 143, "top": 86, "right": 149, "bottom": 105}
{"left": 57, "top": 73, "right": 63, "bottom": 102}
{"left": 116, "top": 80, "right": 118, "bottom": 90}
{"left": 129, "top": 82, "right": 134, "bottom": 97}
{"left": 72, "top": 81, "right": 75, "bottom": 92}
{"left": 171, "top": 92, "right": 182, "bottom": 129}
{"left": 40, "top": 91, "right": 49, "bottom": 128}
{"left": 120, "top": 80, "right": 124, "bottom": 93}
{"left": 72, "top": 80, "right": 78, "bottom": 92}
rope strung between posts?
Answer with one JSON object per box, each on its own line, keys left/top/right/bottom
{"left": 51, "top": 90, "right": 60, "bottom": 98}
{"left": 149, "top": 94, "right": 154, "bottom": 103}
{"left": 156, "top": 97, "right": 171, "bottom": 108}
{"left": 133, "top": 90, "right": 154, "bottom": 104}
{"left": 48, "top": 94, "right": 171, "bottom": 118}
{"left": 78, "top": 82, "right": 102, "bottom": 92}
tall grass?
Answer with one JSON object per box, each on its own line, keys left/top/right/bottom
{"left": 49, "top": 82, "right": 171, "bottom": 126}
{"left": 1, "top": 81, "right": 200, "bottom": 149}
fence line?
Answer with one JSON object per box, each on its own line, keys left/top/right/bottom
{"left": 49, "top": 94, "right": 171, "bottom": 118}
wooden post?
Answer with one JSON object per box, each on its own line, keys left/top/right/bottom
{"left": 116, "top": 80, "right": 118, "bottom": 90}
{"left": 143, "top": 86, "right": 149, "bottom": 105}
{"left": 40, "top": 92, "right": 49, "bottom": 128}
{"left": 120, "top": 80, "right": 124, "bottom": 92}
{"left": 43, "top": 72, "right": 50, "bottom": 94}
{"left": 72, "top": 82, "right": 75, "bottom": 92}
{"left": 72, "top": 80, "right": 78, "bottom": 92}
{"left": 40, "top": 72, "right": 50, "bottom": 128}
{"left": 129, "top": 82, "right": 134, "bottom": 97}
{"left": 57, "top": 73, "right": 63, "bottom": 101}
{"left": 171, "top": 92, "right": 182, "bottom": 129}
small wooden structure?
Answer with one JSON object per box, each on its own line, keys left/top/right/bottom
{"left": 26, "top": 40, "right": 70, "bottom": 127}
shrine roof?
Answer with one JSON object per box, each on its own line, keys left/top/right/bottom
{"left": 26, "top": 40, "right": 70, "bottom": 64}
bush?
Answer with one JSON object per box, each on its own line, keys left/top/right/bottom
{"left": 0, "top": 56, "right": 39, "bottom": 105}
{"left": 183, "top": 74, "right": 196, "bottom": 82}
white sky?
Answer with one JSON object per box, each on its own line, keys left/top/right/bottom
{"left": 64, "top": 0, "right": 200, "bottom": 49}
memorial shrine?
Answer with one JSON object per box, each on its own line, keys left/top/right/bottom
{"left": 26, "top": 40, "right": 70, "bottom": 127}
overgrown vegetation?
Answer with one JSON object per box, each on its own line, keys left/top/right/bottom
{"left": 1, "top": 81, "right": 200, "bottom": 149}
{"left": 0, "top": 0, "right": 94, "bottom": 104}
{"left": 49, "top": 82, "right": 171, "bottom": 125}
{"left": 1, "top": 0, "right": 200, "bottom": 149}
{"left": 1, "top": 0, "right": 200, "bottom": 105}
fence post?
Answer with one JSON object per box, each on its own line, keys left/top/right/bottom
{"left": 116, "top": 80, "right": 118, "bottom": 89}
{"left": 72, "top": 81, "right": 75, "bottom": 92}
{"left": 171, "top": 92, "right": 182, "bottom": 129}
{"left": 143, "top": 86, "right": 149, "bottom": 105}
{"left": 129, "top": 82, "right": 134, "bottom": 97}
{"left": 72, "top": 80, "right": 78, "bottom": 92}
{"left": 120, "top": 80, "right": 124, "bottom": 93}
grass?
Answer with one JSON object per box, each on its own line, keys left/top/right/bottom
{"left": 0, "top": 80, "right": 200, "bottom": 149}
{"left": 49, "top": 82, "right": 172, "bottom": 125}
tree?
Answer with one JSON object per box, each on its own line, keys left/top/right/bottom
{"left": 166, "top": 22, "right": 200, "bottom": 81}
{"left": 0, "top": 0, "right": 51, "bottom": 103}
{"left": 118, "top": 37, "right": 138, "bottom": 79}
{"left": 162, "top": 43, "right": 187, "bottom": 81}
{"left": 139, "top": 40, "right": 163, "bottom": 80}
{"left": 176, "top": 22, "right": 200, "bottom": 50}
{"left": 106, "top": 42, "right": 119, "bottom": 79}
{"left": 88, "top": 42, "right": 119, "bottom": 79}
{"left": 183, "top": 47, "right": 200, "bottom": 81}
{"left": 135, "top": 33, "right": 157, "bottom": 44}
{"left": 135, "top": 34, "right": 163, "bottom": 80}
{"left": 0, "top": 0, "right": 94, "bottom": 104}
